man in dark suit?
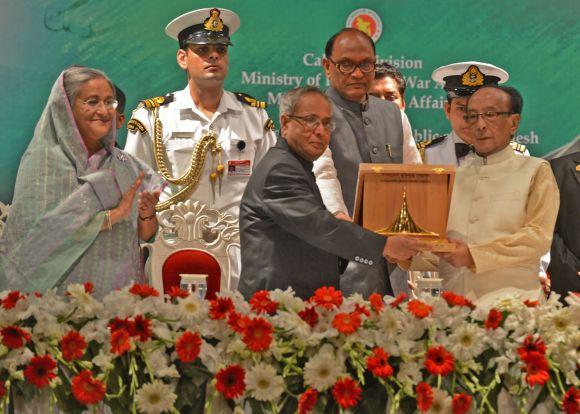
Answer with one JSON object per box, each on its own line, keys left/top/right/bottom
{"left": 548, "top": 151, "right": 580, "bottom": 301}
{"left": 238, "top": 86, "right": 421, "bottom": 300}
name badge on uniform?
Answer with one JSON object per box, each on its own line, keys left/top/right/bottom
{"left": 170, "top": 132, "right": 195, "bottom": 139}
{"left": 228, "top": 160, "right": 251, "bottom": 176}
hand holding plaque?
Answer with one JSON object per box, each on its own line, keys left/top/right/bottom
{"left": 352, "top": 164, "right": 457, "bottom": 252}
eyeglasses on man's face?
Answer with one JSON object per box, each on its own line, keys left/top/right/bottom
{"left": 287, "top": 114, "right": 336, "bottom": 132}
{"left": 328, "top": 58, "right": 376, "bottom": 75}
{"left": 463, "top": 111, "right": 513, "bottom": 125}
{"left": 82, "top": 98, "right": 118, "bottom": 110}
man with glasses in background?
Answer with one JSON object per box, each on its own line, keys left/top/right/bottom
{"left": 238, "top": 87, "right": 422, "bottom": 299}
{"left": 417, "top": 85, "right": 559, "bottom": 305}
{"left": 313, "top": 28, "right": 421, "bottom": 297}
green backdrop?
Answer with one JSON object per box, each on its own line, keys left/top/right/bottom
{"left": 1, "top": 0, "right": 578, "bottom": 203}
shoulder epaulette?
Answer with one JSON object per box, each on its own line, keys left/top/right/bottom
{"left": 139, "top": 93, "right": 174, "bottom": 110}
{"left": 417, "top": 135, "right": 447, "bottom": 149}
{"left": 127, "top": 119, "right": 146, "bottom": 134}
{"left": 264, "top": 118, "right": 276, "bottom": 131}
{"left": 234, "top": 92, "right": 267, "bottom": 109}
{"left": 510, "top": 141, "right": 527, "bottom": 154}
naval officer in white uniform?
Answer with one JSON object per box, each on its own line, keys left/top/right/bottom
{"left": 125, "top": 8, "right": 276, "bottom": 289}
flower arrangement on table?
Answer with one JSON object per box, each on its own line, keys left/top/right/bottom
{"left": 0, "top": 283, "right": 578, "bottom": 414}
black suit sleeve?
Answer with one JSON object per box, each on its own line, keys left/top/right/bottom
{"left": 261, "top": 161, "right": 386, "bottom": 265}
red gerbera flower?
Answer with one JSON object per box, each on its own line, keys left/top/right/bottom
{"left": 407, "top": 300, "right": 433, "bottom": 319}
{"left": 71, "top": 370, "right": 106, "bottom": 405}
{"left": 132, "top": 315, "right": 152, "bottom": 342}
{"left": 0, "top": 381, "right": 6, "bottom": 398}
{"left": 390, "top": 292, "right": 408, "bottom": 308}
{"left": 332, "top": 377, "right": 362, "bottom": 409}
{"left": 369, "top": 293, "right": 384, "bottom": 313}
{"left": 227, "top": 311, "right": 251, "bottom": 333}
{"left": 175, "top": 331, "right": 202, "bottom": 363}
{"left": 485, "top": 308, "right": 503, "bottom": 330}
{"left": 215, "top": 364, "right": 246, "bottom": 399}
{"left": 249, "top": 290, "right": 279, "bottom": 315}
{"left": 298, "top": 306, "right": 319, "bottom": 328}
{"left": 242, "top": 317, "right": 273, "bottom": 352}
{"left": 416, "top": 382, "right": 433, "bottom": 412}
{"left": 60, "top": 331, "right": 87, "bottom": 362}
{"left": 312, "top": 286, "right": 343, "bottom": 310}
{"left": 24, "top": 355, "right": 57, "bottom": 388}
{"left": 1, "top": 291, "right": 24, "bottom": 309}
{"left": 129, "top": 283, "right": 159, "bottom": 298}
{"left": 452, "top": 393, "right": 473, "bottom": 414}
{"left": 209, "top": 297, "right": 235, "bottom": 320}
{"left": 562, "top": 386, "right": 579, "bottom": 414}
{"left": 108, "top": 317, "right": 135, "bottom": 335}
{"left": 518, "top": 334, "right": 547, "bottom": 362}
{"left": 354, "top": 303, "right": 371, "bottom": 317}
{"left": 524, "top": 299, "right": 540, "bottom": 308}
{"left": 167, "top": 286, "right": 189, "bottom": 300}
{"left": 83, "top": 282, "right": 94, "bottom": 295}
{"left": 441, "top": 291, "right": 475, "bottom": 309}
{"left": 332, "top": 312, "right": 362, "bottom": 335}
{"left": 110, "top": 329, "right": 131, "bottom": 355}
{"left": 424, "top": 345, "right": 455, "bottom": 376}
{"left": 524, "top": 353, "right": 550, "bottom": 387}
{"left": 298, "top": 388, "right": 318, "bottom": 414}
{"left": 366, "top": 347, "right": 394, "bottom": 379}
{"left": 1, "top": 325, "right": 31, "bottom": 349}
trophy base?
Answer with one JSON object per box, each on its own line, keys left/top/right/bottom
{"left": 425, "top": 240, "right": 456, "bottom": 252}
{"left": 375, "top": 231, "right": 456, "bottom": 252}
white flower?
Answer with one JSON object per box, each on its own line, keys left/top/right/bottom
{"left": 492, "top": 294, "right": 526, "bottom": 315}
{"left": 101, "top": 288, "right": 137, "bottom": 319}
{"left": 80, "top": 319, "right": 109, "bottom": 344}
{"left": 427, "top": 388, "right": 452, "bottom": 413}
{"left": 539, "top": 307, "right": 577, "bottom": 340}
{"left": 66, "top": 283, "right": 103, "bottom": 318}
{"left": 272, "top": 311, "right": 311, "bottom": 339}
{"left": 151, "top": 321, "right": 173, "bottom": 342}
{"left": 396, "top": 361, "right": 422, "bottom": 391}
{"left": 303, "top": 349, "right": 343, "bottom": 391}
{"left": 270, "top": 288, "right": 305, "bottom": 312}
{"left": 146, "top": 348, "right": 179, "bottom": 379}
{"left": 135, "top": 380, "right": 177, "bottom": 414}
{"left": 376, "top": 307, "right": 401, "bottom": 336}
{"left": 246, "top": 363, "right": 285, "bottom": 402}
{"left": 0, "top": 347, "right": 34, "bottom": 375}
{"left": 32, "top": 313, "right": 66, "bottom": 339}
{"left": 200, "top": 341, "right": 220, "bottom": 373}
{"left": 448, "top": 323, "right": 487, "bottom": 361}
{"left": 177, "top": 296, "right": 208, "bottom": 325}
{"left": 491, "top": 355, "right": 512, "bottom": 375}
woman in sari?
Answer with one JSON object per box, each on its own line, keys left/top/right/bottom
{"left": 0, "top": 66, "right": 162, "bottom": 297}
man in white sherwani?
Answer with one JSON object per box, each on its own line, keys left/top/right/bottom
{"left": 411, "top": 85, "right": 559, "bottom": 306}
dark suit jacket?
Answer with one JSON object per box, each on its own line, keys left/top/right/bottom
{"left": 548, "top": 151, "right": 580, "bottom": 299}
{"left": 238, "top": 137, "right": 387, "bottom": 300}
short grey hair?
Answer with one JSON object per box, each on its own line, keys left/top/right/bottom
{"left": 63, "top": 66, "right": 114, "bottom": 107}
{"left": 279, "top": 86, "right": 330, "bottom": 123}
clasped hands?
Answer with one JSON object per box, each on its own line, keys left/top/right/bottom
{"left": 108, "top": 173, "right": 161, "bottom": 226}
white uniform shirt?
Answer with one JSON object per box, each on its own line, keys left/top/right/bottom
{"left": 313, "top": 110, "right": 421, "bottom": 216}
{"left": 124, "top": 86, "right": 276, "bottom": 217}
{"left": 424, "top": 130, "right": 475, "bottom": 167}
